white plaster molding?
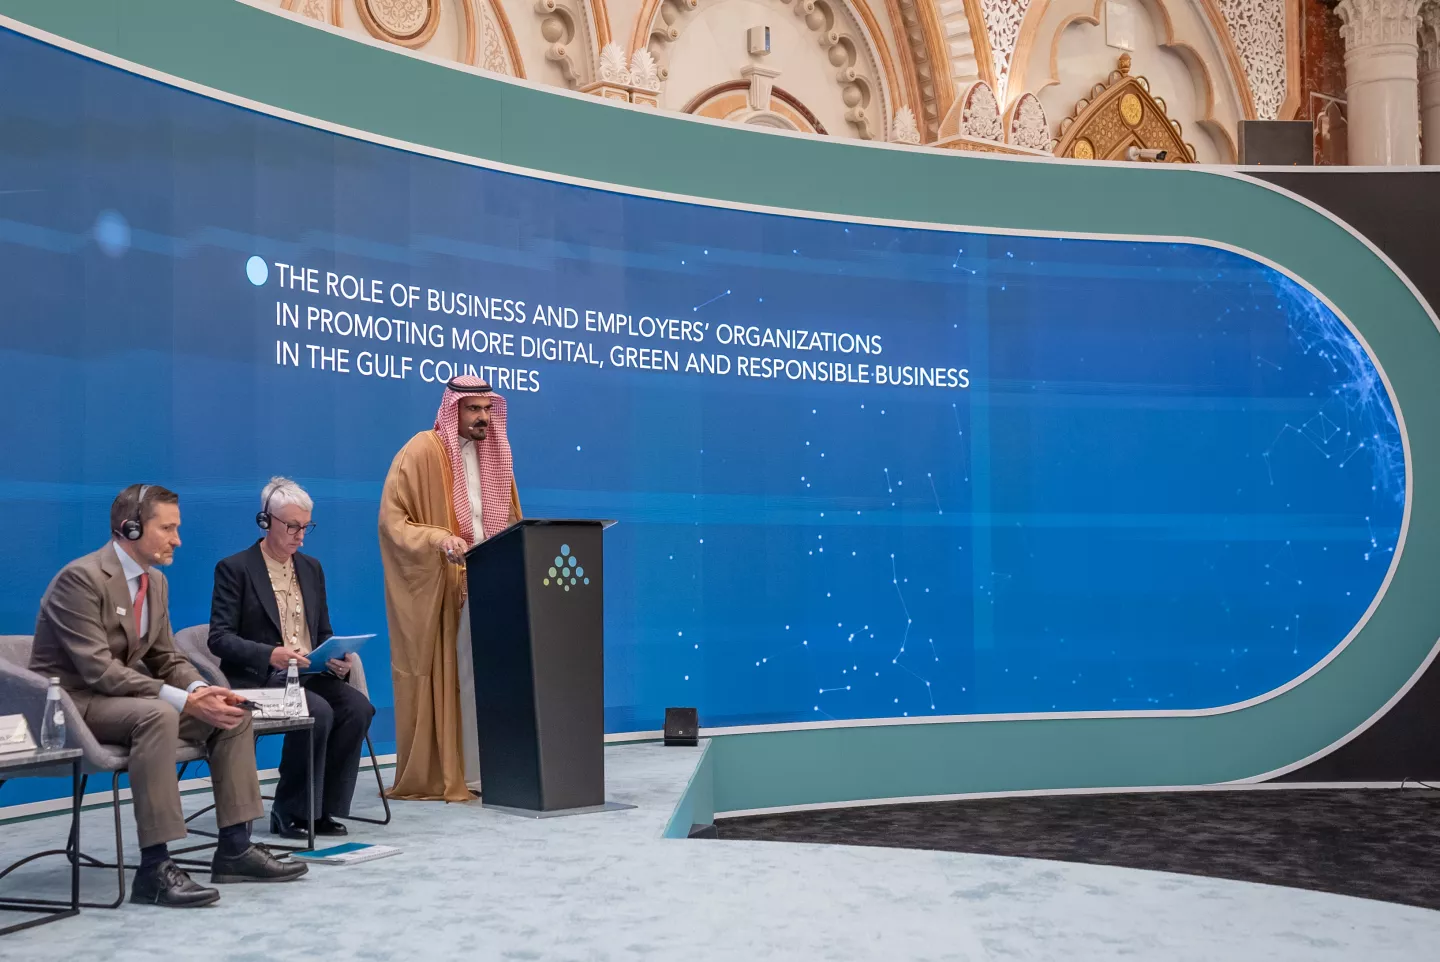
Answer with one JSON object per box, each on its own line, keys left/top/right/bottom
{"left": 1336, "top": 0, "right": 1423, "bottom": 47}
{"left": 1006, "top": 89, "right": 1054, "bottom": 147}
{"left": 891, "top": 103, "right": 923, "bottom": 141}
{"left": 645, "top": 0, "right": 888, "bottom": 139}
{"left": 1418, "top": 1, "right": 1440, "bottom": 71}
{"left": 1217, "top": 0, "right": 1287, "bottom": 120}
{"left": 367, "top": 0, "right": 432, "bottom": 35}
{"left": 480, "top": 3, "right": 514, "bottom": 73}
{"left": 936, "top": 0, "right": 984, "bottom": 97}
{"left": 980, "top": 0, "right": 1034, "bottom": 105}
{"left": 1420, "top": 3, "right": 1440, "bottom": 162}
{"left": 535, "top": 0, "right": 586, "bottom": 86}
{"left": 598, "top": 39, "right": 631, "bottom": 82}
{"left": 893, "top": 0, "right": 941, "bottom": 132}
{"left": 741, "top": 63, "right": 783, "bottom": 109}
{"left": 293, "top": 0, "right": 331, "bottom": 22}
{"left": 957, "top": 78, "right": 1003, "bottom": 138}
{"left": 629, "top": 47, "right": 662, "bottom": 89}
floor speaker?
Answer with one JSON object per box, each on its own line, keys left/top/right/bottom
{"left": 1238, "top": 120, "right": 1313, "bottom": 166}
{"left": 664, "top": 707, "right": 698, "bottom": 746}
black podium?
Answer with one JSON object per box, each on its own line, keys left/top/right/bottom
{"left": 464, "top": 518, "right": 619, "bottom": 815}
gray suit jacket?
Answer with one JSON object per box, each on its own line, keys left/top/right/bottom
{"left": 29, "top": 544, "right": 204, "bottom": 709}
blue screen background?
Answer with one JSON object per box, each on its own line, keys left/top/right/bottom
{"left": 0, "top": 25, "right": 1405, "bottom": 788}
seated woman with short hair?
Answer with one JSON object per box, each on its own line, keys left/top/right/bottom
{"left": 207, "top": 476, "right": 376, "bottom": 838}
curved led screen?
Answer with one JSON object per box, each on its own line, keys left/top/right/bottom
{"left": 0, "top": 28, "right": 1404, "bottom": 740}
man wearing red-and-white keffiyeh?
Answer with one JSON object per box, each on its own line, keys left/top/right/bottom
{"left": 378, "top": 376, "right": 522, "bottom": 802}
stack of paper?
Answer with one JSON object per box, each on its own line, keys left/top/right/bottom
{"left": 290, "top": 842, "right": 401, "bottom": 865}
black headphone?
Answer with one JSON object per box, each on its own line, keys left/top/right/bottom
{"left": 255, "top": 486, "right": 276, "bottom": 531}
{"left": 118, "top": 484, "right": 151, "bottom": 542}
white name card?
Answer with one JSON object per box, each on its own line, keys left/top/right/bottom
{"left": 0, "top": 714, "right": 37, "bottom": 755}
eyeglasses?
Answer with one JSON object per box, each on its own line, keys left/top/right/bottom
{"left": 276, "top": 521, "right": 317, "bottom": 536}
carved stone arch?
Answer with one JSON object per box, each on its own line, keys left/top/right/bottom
{"left": 463, "top": 0, "right": 527, "bottom": 75}
{"left": 1009, "top": 0, "right": 1249, "bottom": 160}
{"left": 1053, "top": 54, "right": 1197, "bottom": 160}
{"left": 682, "top": 80, "right": 831, "bottom": 133}
{"left": 632, "top": 0, "right": 901, "bottom": 139}
{"left": 882, "top": 0, "right": 998, "bottom": 141}
{"left": 268, "top": 1, "right": 529, "bottom": 76}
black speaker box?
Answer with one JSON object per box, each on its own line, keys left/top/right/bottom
{"left": 1238, "top": 120, "right": 1313, "bottom": 166}
{"left": 664, "top": 706, "right": 698, "bottom": 746}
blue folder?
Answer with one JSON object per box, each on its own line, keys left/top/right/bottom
{"left": 299, "top": 634, "right": 375, "bottom": 674}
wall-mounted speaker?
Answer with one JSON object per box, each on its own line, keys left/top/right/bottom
{"left": 664, "top": 707, "right": 698, "bottom": 746}
{"left": 1238, "top": 120, "right": 1313, "bottom": 166}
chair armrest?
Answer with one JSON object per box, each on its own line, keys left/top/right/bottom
{"left": 346, "top": 651, "right": 370, "bottom": 699}
{"left": 0, "top": 660, "right": 124, "bottom": 769}
{"left": 0, "top": 660, "right": 47, "bottom": 740}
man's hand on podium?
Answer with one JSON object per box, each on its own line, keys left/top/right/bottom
{"left": 440, "top": 535, "right": 467, "bottom": 565}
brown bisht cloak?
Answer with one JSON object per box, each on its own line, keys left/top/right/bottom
{"left": 378, "top": 429, "right": 521, "bottom": 802}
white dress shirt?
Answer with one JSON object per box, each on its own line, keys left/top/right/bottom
{"left": 461, "top": 439, "right": 485, "bottom": 548}
{"left": 111, "top": 542, "right": 205, "bottom": 712}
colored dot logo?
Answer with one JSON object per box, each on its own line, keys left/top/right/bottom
{"left": 542, "top": 543, "right": 589, "bottom": 592}
{"left": 246, "top": 255, "right": 269, "bottom": 286}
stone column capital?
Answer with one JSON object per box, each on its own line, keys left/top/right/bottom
{"left": 1421, "top": 2, "right": 1440, "bottom": 73}
{"left": 1336, "top": 0, "right": 1423, "bottom": 49}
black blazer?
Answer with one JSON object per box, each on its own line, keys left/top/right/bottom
{"left": 208, "top": 542, "right": 333, "bottom": 689}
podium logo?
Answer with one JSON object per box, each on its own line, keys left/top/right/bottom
{"left": 544, "top": 543, "right": 589, "bottom": 592}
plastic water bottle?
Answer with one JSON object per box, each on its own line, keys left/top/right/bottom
{"left": 282, "top": 658, "right": 303, "bottom": 717}
{"left": 40, "top": 677, "right": 66, "bottom": 750}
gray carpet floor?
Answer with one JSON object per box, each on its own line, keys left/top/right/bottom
{"left": 716, "top": 787, "right": 1440, "bottom": 910}
{"left": 5, "top": 754, "right": 1440, "bottom": 959}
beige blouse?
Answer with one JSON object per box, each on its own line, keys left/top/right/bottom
{"left": 262, "top": 550, "right": 312, "bottom": 655}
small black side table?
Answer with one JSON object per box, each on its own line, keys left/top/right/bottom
{"left": 0, "top": 748, "right": 83, "bottom": 936}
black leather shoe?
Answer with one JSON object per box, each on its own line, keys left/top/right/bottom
{"left": 130, "top": 859, "right": 221, "bottom": 908}
{"left": 314, "top": 816, "right": 348, "bottom": 837}
{"left": 210, "top": 844, "right": 309, "bottom": 884}
{"left": 269, "top": 809, "right": 308, "bottom": 840}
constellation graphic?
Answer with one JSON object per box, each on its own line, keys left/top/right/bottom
{"left": 722, "top": 240, "right": 1403, "bottom": 727}
{"left": 1259, "top": 276, "right": 1404, "bottom": 502}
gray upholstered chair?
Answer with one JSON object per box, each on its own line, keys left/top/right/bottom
{"left": 174, "top": 626, "right": 390, "bottom": 827}
{"left": 0, "top": 634, "right": 206, "bottom": 908}
{"left": 170, "top": 625, "right": 317, "bottom": 846}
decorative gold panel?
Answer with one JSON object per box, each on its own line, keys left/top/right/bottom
{"left": 1053, "top": 55, "right": 1196, "bottom": 163}
{"left": 1119, "top": 93, "right": 1142, "bottom": 128}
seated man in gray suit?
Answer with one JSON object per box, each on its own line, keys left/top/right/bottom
{"left": 29, "top": 484, "right": 307, "bottom": 908}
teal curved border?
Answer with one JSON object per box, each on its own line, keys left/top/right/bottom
{"left": 4, "top": 0, "right": 1438, "bottom": 808}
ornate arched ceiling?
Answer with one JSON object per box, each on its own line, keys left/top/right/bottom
{"left": 264, "top": 0, "right": 1289, "bottom": 157}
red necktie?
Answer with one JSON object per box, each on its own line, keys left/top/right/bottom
{"left": 134, "top": 572, "right": 148, "bottom": 637}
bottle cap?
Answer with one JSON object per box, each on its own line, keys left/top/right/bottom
{"left": 289, "top": 658, "right": 298, "bottom": 665}
{"left": 49, "top": 676, "right": 60, "bottom": 685}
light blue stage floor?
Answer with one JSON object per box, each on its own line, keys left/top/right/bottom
{"left": 2, "top": 743, "right": 1437, "bottom": 960}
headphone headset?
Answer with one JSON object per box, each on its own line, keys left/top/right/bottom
{"left": 255, "top": 486, "right": 276, "bottom": 531}
{"left": 118, "top": 484, "right": 151, "bottom": 542}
